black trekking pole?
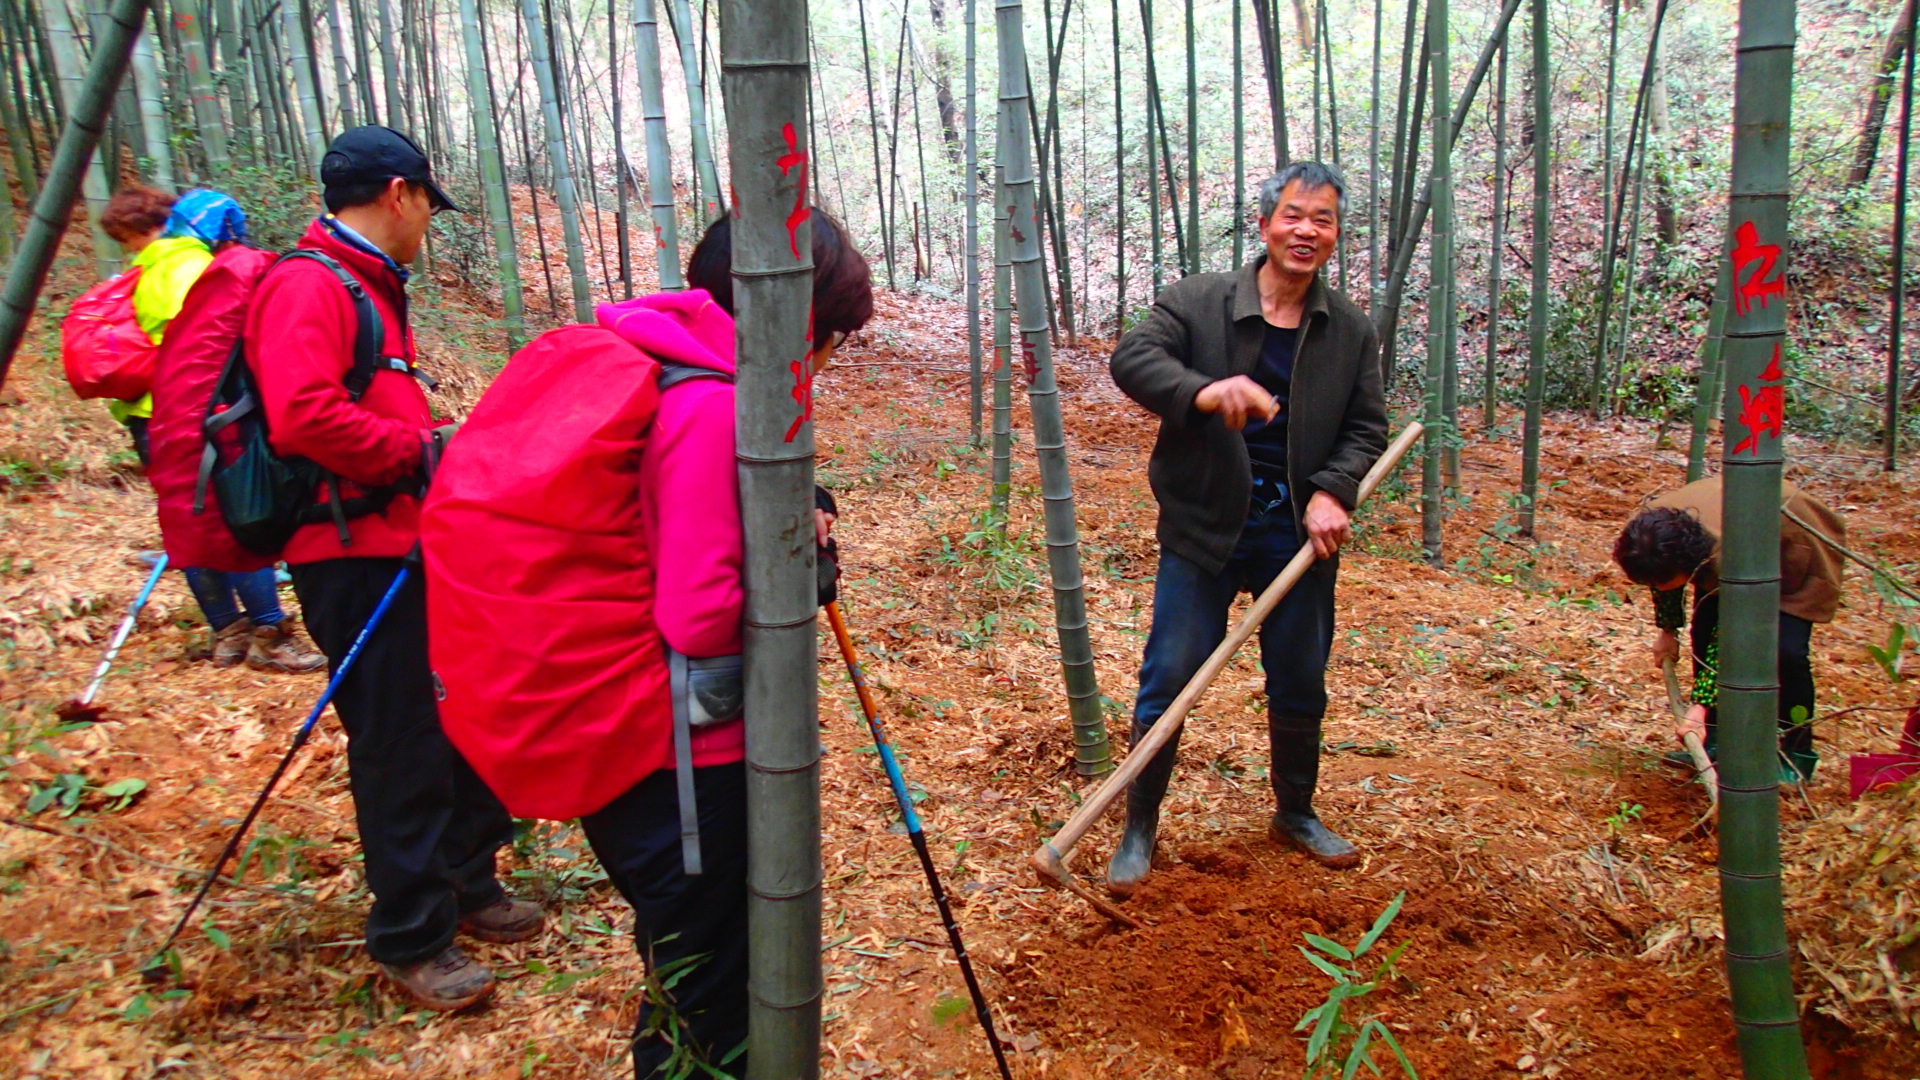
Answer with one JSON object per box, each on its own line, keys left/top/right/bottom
{"left": 825, "top": 601, "right": 1018, "bottom": 1080}
{"left": 140, "top": 566, "right": 414, "bottom": 979}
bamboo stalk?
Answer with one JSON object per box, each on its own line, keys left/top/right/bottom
{"left": 129, "top": 21, "right": 172, "bottom": 188}
{"left": 633, "top": 0, "right": 682, "bottom": 290}
{"left": 1519, "top": 0, "right": 1547, "bottom": 537}
{"left": 965, "top": 0, "right": 981, "bottom": 443}
{"left": 1889, "top": 0, "right": 1915, "bottom": 472}
{"left": 997, "top": 0, "right": 1110, "bottom": 777}
{"left": 0, "top": 0, "right": 147, "bottom": 392}
{"left": 1718, "top": 0, "right": 1812, "bottom": 1065}
{"left": 667, "top": 0, "right": 722, "bottom": 224}
{"left": 718, "top": 1, "right": 821, "bottom": 1073}
{"left": 458, "top": 0, "right": 525, "bottom": 346}
{"left": 1422, "top": 0, "right": 1451, "bottom": 566}
{"left": 1486, "top": 30, "right": 1507, "bottom": 431}
{"left": 520, "top": 0, "right": 593, "bottom": 322}
{"left": 40, "top": 0, "right": 116, "bottom": 278}
{"left": 855, "top": 0, "right": 892, "bottom": 288}
{"left": 990, "top": 162, "right": 1013, "bottom": 529}
{"left": 1111, "top": 0, "right": 1125, "bottom": 323}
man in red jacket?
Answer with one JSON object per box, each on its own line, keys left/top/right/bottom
{"left": 248, "top": 126, "right": 538, "bottom": 1011}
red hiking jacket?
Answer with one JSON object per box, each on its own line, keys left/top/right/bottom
{"left": 246, "top": 217, "right": 433, "bottom": 565}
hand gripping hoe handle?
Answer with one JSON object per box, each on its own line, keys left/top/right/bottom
{"left": 1662, "top": 656, "right": 1720, "bottom": 817}
{"left": 1031, "top": 424, "right": 1424, "bottom": 907}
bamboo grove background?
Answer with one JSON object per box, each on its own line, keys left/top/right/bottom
{"left": 2, "top": 0, "right": 1911, "bottom": 416}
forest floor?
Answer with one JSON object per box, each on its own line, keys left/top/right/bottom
{"left": 2, "top": 237, "right": 1918, "bottom": 1079}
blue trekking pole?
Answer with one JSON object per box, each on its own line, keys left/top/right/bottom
{"left": 61, "top": 553, "right": 169, "bottom": 721}
{"left": 826, "top": 602, "right": 1017, "bottom": 1080}
{"left": 140, "top": 566, "right": 413, "bottom": 978}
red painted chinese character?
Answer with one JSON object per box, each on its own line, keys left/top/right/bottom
{"left": 783, "top": 311, "right": 816, "bottom": 443}
{"left": 1731, "top": 343, "right": 1785, "bottom": 456}
{"left": 1729, "top": 220, "right": 1786, "bottom": 317}
{"left": 653, "top": 224, "right": 666, "bottom": 251}
{"left": 1020, "top": 338, "right": 1038, "bottom": 383}
{"left": 777, "top": 123, "right": 809, "bottom": 260}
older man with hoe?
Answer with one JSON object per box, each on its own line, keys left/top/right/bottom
{"left": 1107, "top": 162, "right": 1388, "bottom": 893}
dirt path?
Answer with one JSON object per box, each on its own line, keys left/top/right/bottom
{"left": 1, "top": 288, "right": 1912, "bottom": 1078}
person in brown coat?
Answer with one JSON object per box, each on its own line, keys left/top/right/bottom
{"left": 1612, "top": 475, "right": 1846, "bottom": 782}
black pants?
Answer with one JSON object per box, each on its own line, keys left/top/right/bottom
{"left": 290, "top": 557, "right": 513, "bottom": 965}
{"left": 582, "top": 762, "right": 749, "bottom": 1079}
{"left": 126, "top": 416, "right": 150, "bottom": 467}
{"left": 1691, "top": 595, "right": 1817, "bottom": 767}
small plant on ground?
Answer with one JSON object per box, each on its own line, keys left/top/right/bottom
{"left": 1294, "top": 890, "right": 1418, "bottom": 1079}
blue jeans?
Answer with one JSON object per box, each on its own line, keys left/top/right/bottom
{"left": 181, "top": 567, "right": 283, "bottom": 631}
{"left": 1133, "top": 497, "right": 1338, "bottom": 807}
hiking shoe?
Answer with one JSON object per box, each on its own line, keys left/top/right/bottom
{"left": 210, "top": 618, "right": 253, "bottom": 668}
{"left": 1270, "top": 812, "right": 1361, "bottom": 869}
{"left": 381, "top": 945, "right": 496, "bottom": 1012}
{"left": 458, "top": 895, "right": 545, "bottom": 944}
{"left": 246, "top": 620, "right": 327, "bottom": 673}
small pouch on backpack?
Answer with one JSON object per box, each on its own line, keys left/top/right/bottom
{"left": 667, "top": 649, "right": 743, "bottom": 877}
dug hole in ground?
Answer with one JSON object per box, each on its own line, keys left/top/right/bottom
{"left": 1, "top": 231, "right": 1915, "bottom": 1079}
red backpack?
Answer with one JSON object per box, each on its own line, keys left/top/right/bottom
{"left": 148, "top": 246, "right": 385, "bottom": 572}
{"left": 422, "top": 325, "right": 692, "bottom": 822}
{"left": 61, "top": 268, "right": 158, "bottom": 401}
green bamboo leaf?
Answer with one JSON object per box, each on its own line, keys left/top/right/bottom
{"left": 25, "top": 785, "right": 56, "bottom": 814}
{"left": 1304, "top": 933, "right": 1355, "bottom": 961}
{"left": 202, "top": 920, "right": 230, "bottom": 950}
{"left": 1375, "top": 1023, "right": 1419, "bottom": 1079}
{"left": 1298, "top": 944, "right": 1350, "bottom": 980}
{"left": 1342, "top": 1020, "right": 1378, "bottom": 1080}
{"left": 1357, "top": 891, "right": 1406, "bottom": 956}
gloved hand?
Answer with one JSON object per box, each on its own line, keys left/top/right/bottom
{"left": 420, "top": 422, "right": 462, "bottom": 488}
{"left": 817, "top": 537, "right": 839, "bottom": 608}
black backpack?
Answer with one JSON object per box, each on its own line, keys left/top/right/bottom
{"left": 194, "top": 250, "right": 426, "bottom": 555}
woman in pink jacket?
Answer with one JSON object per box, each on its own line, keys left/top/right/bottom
{"left": 424, "top": 208, "right": 871, "bottom": 1075}
{"left": 591, "top": 209, "right": 869, "bottom": 1077}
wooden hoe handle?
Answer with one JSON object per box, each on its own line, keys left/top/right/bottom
{"left": 1032, "top": 423, "right": 1425, "bottom": 886}
{"left": 1662, "top": 657, "right": 1720, "bottom": 814}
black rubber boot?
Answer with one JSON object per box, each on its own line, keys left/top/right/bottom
{"left": 1106, "top": 726, "right": 1177, "bottom": 897}
{"left": 1268, "top": 712, "right": 1359, "bottom": 869}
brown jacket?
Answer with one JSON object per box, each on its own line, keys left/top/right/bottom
{"left": 1109, "top": 259, "right": 1388, "bottom": 575}
{"left": 1649, "top": 476, "right": 1846, "bottom": 623}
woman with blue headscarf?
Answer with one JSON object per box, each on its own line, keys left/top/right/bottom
{"left": 99, "top": 186, "right": 326, "bottom": 674}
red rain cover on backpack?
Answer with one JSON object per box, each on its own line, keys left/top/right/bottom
{"left": 422, "top": 325, "right": 674, "bottom": 821}
{"left": 60, "top": 268, "right": 158, "bottom": 401}
{"left": 147, "top": 246, "right": 279, "bottom": 573}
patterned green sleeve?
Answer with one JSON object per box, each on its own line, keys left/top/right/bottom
{"left": 1691, "top": 627, "right": 1719, "bottom": 708}
{"left": 1653, "top": 587, "right": 1686, "bottom": 632}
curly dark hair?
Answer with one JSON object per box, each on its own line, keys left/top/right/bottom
{"left": 685, "top": 206, "right": 874, "bottom": 342}
{"left": 100, "top": 184, "right": 176, "bottom": 244}
{"left": 1612, "top": 507, "right": 1716, "bottom": 586}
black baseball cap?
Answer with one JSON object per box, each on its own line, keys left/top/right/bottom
{"left": 321, "top": 125, "right": 463, "bottom": 213}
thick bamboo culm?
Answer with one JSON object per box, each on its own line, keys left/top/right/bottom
{"left": 520, "top": 0, "right": 594, "bottom": 322}
{"left": 632, "top": 0, "right": 683, "bottom": 290}
{"left": 720, "top": 1, "right": 822, "bottom": 1075}
{"left": 459, "top": 0, "right": 526, "bottom": 347}
{"left": 997, "top": 0, "right": 1111, "bottom": 777}
{"left": 1032, "top": 424, "right": 1425, "bottom": 883}
{"left": 1717, "top": 0, "right": 1812, "bottom": 1068}
{"left": 1519, "top": 0, "right": 1550, "bottom": 537}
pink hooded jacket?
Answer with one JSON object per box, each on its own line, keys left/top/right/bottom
{"left": 597, "top": 291, "right": 746, "bottom": 767}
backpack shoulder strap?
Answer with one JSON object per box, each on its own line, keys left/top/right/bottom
{"left": 656, "top": 361, "right": 733, "bottom": 392}
{"left": 273, "top": 249, "right": 387, "bottom": 402}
